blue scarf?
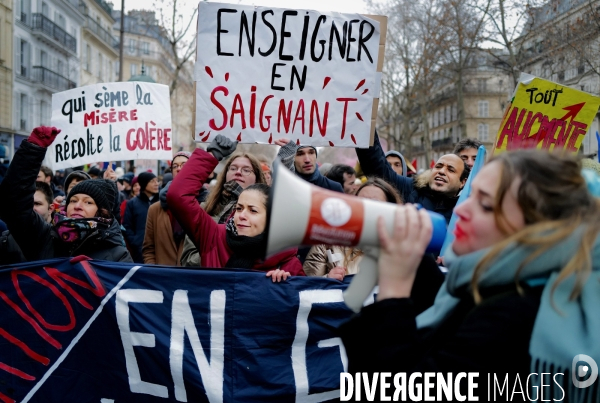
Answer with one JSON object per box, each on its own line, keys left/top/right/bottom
{"left": 417, "top": 229, "right": 600, "bottom": 400}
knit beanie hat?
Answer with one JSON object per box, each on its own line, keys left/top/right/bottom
{"left": 137, "top": 172, "right": 156, "bottom": 192}
{"left": 64, "top": 170, "right": 91, "bottom": 193}
{"left": 66, "top": 179, "right": 116, "bottom": 213}
{"left": 172, "top": 151, "right": 191, "bottom": 165}
{"left": 261, "top": 163, "right": 271, "bottom": 173}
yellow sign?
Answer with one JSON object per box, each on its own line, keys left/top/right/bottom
{"left": 494, "top": 75, "right": 600, "bottom": 155}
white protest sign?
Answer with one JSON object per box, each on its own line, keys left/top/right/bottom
{"left": 194, "top": 2, "right": 384, "bottom": 147}
{"left": 46, "top": 82, "right": 173, "bottom": 170}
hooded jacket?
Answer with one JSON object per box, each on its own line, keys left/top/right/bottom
{"left": 356, "top": 133, "right": 459, "bottom": 224}
{"left": 0, "top": 141, "right": 132, "bottom": 262}
{"left": 167, "top": 148, "right": 304, "bottom": 274}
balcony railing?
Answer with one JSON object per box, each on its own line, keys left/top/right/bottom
{"left": 31, "top": 14, "right": 77, "bottom": 54}
{"left": 32, "top": 66, "right": 76, "bottom": 91}
{"left": 84, "top": 15, "right": 118, "bottom": 48}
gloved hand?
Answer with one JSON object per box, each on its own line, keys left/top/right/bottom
{"left": 207, "top": 134, "right": 238, "bottom": 161}
{"left": 27, "top": 126, "right": 61, "bottom": 148}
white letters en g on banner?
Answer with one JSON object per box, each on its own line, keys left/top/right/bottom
{"left": 46, "top": 82, "right": 172, "bottom": 170}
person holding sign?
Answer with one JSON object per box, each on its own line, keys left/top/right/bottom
{"left": 356, "top": 132, "right": 469, "bottom": 224}
{"left": 275, "top": 139, "right": 344, "bottom": 193}
{"left": 168, "top": 135, "right": 304, "bottom": 279}
{"left": 339, "top": 149, "right": 600, "bottom": 399}
{"left": 0, "top": 127, "right": 132, "bottom": 262}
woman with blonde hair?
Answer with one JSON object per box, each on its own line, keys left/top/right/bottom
{"left": 340, "top": 149, "right": 600, "bottom": 400}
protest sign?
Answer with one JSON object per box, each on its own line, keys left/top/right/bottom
{"left": 45, "top": 82, "right": 173, "bottom": 170}
{"left": 0, "top": 258, "right": 364, "bottom": 403}
{"left": 194, "top": 2, "right": 386, "bottom": 147}
{"left": 494, "top": 73, "right": 600, "bottom": 155}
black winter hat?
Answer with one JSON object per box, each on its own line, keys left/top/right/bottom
{"left": 137, "top": 172, "right": 156, "bottom": 192}
{"left": 67, "top": 179, "right": 116, "bottom": 213}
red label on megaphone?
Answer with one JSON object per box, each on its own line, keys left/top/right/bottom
{"left": 301, "top": 190, "right": 365, "bottom": 246}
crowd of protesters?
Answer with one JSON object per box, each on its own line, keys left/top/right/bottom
{"left": 0, "top": 125, "right": 598, "bottom": 401}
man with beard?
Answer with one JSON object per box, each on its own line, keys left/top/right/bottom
{"left": 356, "top": 132, "right": 469, "bottom": 224}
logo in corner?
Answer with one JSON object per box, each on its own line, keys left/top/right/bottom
{"left": 572, "top": 354, "right": 598, "bottom": 388}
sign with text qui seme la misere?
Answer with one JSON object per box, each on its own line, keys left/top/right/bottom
{"left": 45, "top": 82, "right": 173, "bottom": 170}
{"left": 194, "top": 2, "right": 385, "bottom": 147}
{"left": 0, "top": 258, "right": 364, "bottom": 403}
{"left": 494, "top": 73, "right": 600, "bottom": 155}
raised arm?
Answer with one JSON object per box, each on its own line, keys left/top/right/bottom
{"left": 356, "top": 131, "right": 413, "bottom": 196}
{"left": 0, "top": 127, "right": 60, "bottom": 260}
{"left": 167, "top": 135, "right": 237, "bottom": 255}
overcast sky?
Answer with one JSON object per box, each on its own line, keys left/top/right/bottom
{"left": 118, "top": 0, "right": 369, "bottom": 16}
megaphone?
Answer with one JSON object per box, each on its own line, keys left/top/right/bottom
{"left": 265, "top": 160, "right": 447, "bottom": 312}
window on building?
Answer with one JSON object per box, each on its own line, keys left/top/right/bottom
{"left": 39, "top": 100, "right": 50, "bottom": 126}
{"left": 98, "top": 53, "right": 103, "bottom": 80}
{"left": 142, "top": 41, "right": 150, "bottom": 54}
{"left": 41, "top": 2, "right": 49, "bottom": 16}
{"left": 19, "top": 94, "right": 29, "bottom": 131}
{"left": 55, "top": 12, "right": 66, "bottom": 30}
{"left": 57, "top": 60, "right": 64, "bottom": 76}
{"left": 40, "top": 50, "right": 48, "bottom": 68}
{"left": 446, "top": 105, "right": 451, "bottom": 123}
{"left": 478, "top": 124, "right": 489, "bottom": 141}
{"left": 452, "top": 104, "right": 457, "bottom": 121}
{"left": 115, "top": 61, "right": 120, "bottom": 79}
{"left": 130, "top": 63, "right": 137, "bottom": 77}
{"left": 478, "top": 100, "right": 489, "bottom": 117}
{"left": 17, "top": 0, "right": 31, "bottom": 24}
{"left": 17, "top": 39, "right": 30, "bottom": 77}
{"left": 109, "top": 61, "right": 113, "bottom": 81}
{"left": 129, "top": 39, "right": 136, "bottom": 54}
{"left": 477, "top": 79, "right": 487, "bottom": 93}
{"left": 433, "top": 111, "right": 438, "bottom": 127}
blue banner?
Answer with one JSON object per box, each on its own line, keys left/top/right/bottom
{"left": 0, "top": 259, "right": 361, "bottom": 403}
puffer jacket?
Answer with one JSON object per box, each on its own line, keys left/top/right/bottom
{"left": 123, "top": 191, "right": 158, "bottom": 263}
{"left": 0, "top": 141, "right": 132, "bottom": 263}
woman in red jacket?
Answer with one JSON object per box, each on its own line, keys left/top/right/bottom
{"left": 167, "top": 135, "right": 304, "bottom": 280}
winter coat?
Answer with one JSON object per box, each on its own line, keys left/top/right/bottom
{"left": 168, "top": 148, "right": 305, "bottom": 274}
{"left": 0, "top": 141, "right": 132, "bottom": 263}
{"left": 277, "top": 141, "right": 344, "bottom": 193}
{"left": 142, "top": 183, "right": 185, "bottom": 266}
{"left": 123, "top": 192, "right": 158, "bottom": 263}
{"left": 356, "top": 133, "right": 458, "bottom": 224}
{"left": 303, "top": 245, "right": 362, "bottom": 277}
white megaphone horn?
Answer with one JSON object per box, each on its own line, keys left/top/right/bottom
{"left": 265, "top": 160, "right": 447, "bottom": 312}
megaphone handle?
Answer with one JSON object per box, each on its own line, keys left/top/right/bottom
{"left": 343, "top": 248, "right": 379, "bottom": 313}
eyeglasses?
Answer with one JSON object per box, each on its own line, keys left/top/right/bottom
{"left": 172, "top": 162, "right": 186, "bottom": 170}
{"left": 228, "top": 165, "right": 254, "bottom": 176}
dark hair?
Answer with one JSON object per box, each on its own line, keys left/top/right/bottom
{"left": 356, "top": 177, "right": 403, "bottom": 204}
{"left": 460, "top": 161, "right": 471, "bottom": 182}
{"left": 204, "top": 152, "right": 266, "bottom": 216}
{"left": 326, "top": 164, "right": 356, "bottom": 186}
{"left": 453, "top": 138, "right": 483, "bottom": 154}
{"left": 35, "top": 181, "right": 53, "bottom": 205}
{"left": 39, "top": 165, "right": 53, "bottom": 179}
{"left": 241, "top": 183, "right": 270, "bottom": 208}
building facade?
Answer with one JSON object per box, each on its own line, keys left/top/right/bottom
{"left": 12, "top": 0, "right": 82, "bottom": 157}
{"left": 112, "top": 9, "right": 194, "bottom": 151}
{"left": 407, "top": 55, "right": 511, "bottom": 170}
{"left": 0, "top": 0, "right": 13, "bottom": 156}
{"left": 79, "top": 0, "right": 117, "bottom": 86}
{"left": 517, "top": 0, "right": 600, "bottom": 156}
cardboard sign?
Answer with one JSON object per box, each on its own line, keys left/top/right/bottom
{"left": 494, "top": 73, "right": 600, "bottom": 155}
{"left": 46, "top": 82, "right": 173, "bottom": 170}
{"left": 194, "top": 2, "right": 386, "bottom": 147}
